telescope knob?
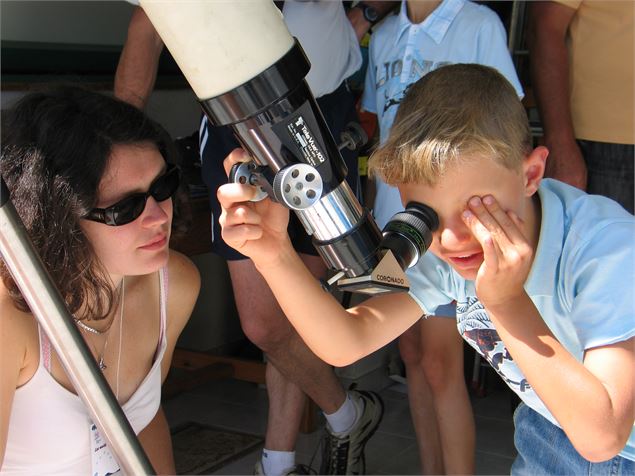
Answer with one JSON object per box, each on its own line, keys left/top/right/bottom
{"left": 229, "top": 161, "right": 269, "bottom": 202}
{"left": 338, "top": 121, "right": 368, "bottom": 152}
{"left": 272, "top": 163, "right": 323, "bottom": 210}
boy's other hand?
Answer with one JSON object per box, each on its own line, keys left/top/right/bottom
{"left": 462, "top": 195, "right": 533, "bottom": 310}
{"left": 218, "top": 148, "right": 291, "bottom": 267}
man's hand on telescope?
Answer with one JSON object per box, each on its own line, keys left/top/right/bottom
{"left": 218, "top": 149, "right": 293, "bottom": 268}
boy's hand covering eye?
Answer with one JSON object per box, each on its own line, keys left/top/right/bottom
{"left": 218, "top": 149, "right": 291, "bottom": 268}
{"left": 462, "top": 195, "right": 533, "bottom": 309}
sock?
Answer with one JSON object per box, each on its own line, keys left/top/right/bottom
{"left": 323, "top": 392, "right": 361, "bottom": 435}
{"left": 261, "top": 449, "right": 295, "bottom": 476}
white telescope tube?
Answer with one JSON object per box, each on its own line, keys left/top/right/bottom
{"left": 139, "top": 0, "right": 293, "bottom": 99}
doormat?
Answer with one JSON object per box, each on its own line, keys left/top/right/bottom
{"left": 172, "top": 422, "right": 263, "bottom": 475}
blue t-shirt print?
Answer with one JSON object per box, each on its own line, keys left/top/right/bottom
{"left": 457, "top": 297, "right": 531, "bottom": 393}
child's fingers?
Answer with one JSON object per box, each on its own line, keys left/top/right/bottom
{"left": 462, "top": 208, "right": 500, "bottom": 270}
{"left": 466, "top": 196, "right": 512, "bottom": 250}
{"left": 222, "top": 203, "right": 262, "bottom": 228}
{"left": 221, "top": 223, "right": 263, "bottom": 249}
{"left": 222, "top": 148, "right": 252, "bottom": 177}
{"left": 507, "top": 210, "right": 525, "bottom": 229}
{"left": 481, "top": 195, "right": 526, "bottom": 245}
{"left": 216, "top": 182, "right": 260, "bottom": 211}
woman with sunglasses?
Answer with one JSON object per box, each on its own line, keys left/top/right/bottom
{"left": 0, "top": 86, "right": 200, "bottom": 475}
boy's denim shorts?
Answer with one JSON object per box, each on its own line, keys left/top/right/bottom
{"left": 511, "top": 403, "right": 634, "bottom": 475}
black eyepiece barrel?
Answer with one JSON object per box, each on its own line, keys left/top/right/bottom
{"left": 380, "top": 202, "right": 439, "bottom": 270}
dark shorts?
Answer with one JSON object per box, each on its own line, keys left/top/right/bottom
{"left": 578, "top": 140, "right": 634, "bottom": 214}
{"left": 200, "top": 80, "right": 360, "bottom": 260}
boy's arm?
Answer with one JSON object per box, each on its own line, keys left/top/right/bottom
{"left": 218, "top": 150, "right": 424, "bottom": 366}
{"left": 487, "top": 298, "right": 634, "bottom": 462}
{"left": 464, "top": 195, "right": 635, "bottom": 462}
{"left": 527, "top": 2, "right": 587, "bottom": 190}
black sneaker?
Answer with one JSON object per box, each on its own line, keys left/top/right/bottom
{"left": 319, "top": 390, "right": 384, "bottom": 474}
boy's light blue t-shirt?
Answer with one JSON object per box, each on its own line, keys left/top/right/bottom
{"left": 361, "top": 0, "right": 524, "bottom": 228}
{"left": 407, "top": 179, "right": 635, "bottom": 460}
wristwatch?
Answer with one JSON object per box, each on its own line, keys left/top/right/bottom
{"left": 357, "top": 2, "right": 380, "bottom": 24}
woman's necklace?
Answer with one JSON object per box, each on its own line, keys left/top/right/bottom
{"left": 75, "top": 318, "right": 110, "bottom": 335}
{"left": 75, "top": 279, "right": 125, "bottom": 372}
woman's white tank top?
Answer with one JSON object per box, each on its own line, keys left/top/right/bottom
{"left": 1, "top": 268, "right": 168, "bottom": 475}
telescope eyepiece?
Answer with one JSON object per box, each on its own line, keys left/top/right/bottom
{"left": 380, "top": 202, "right": 439, "bottom": 270}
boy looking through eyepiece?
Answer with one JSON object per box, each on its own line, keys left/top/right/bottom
{"left": 217, "top": 63, "right": 635, "bottom": 474}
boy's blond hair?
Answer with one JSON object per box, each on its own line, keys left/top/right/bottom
{"left": 368, "top": 63, "right": 532, "bottom": 186}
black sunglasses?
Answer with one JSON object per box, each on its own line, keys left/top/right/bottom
{"left": 84, "top": 164, "right": 181, "bottom": 226}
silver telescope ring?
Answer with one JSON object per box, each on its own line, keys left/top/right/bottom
{"left": 298, "top": 181, "right": 364, "bottom": 241}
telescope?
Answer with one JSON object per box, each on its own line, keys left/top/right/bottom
{"left": 140, "top": 0, "right": 438, "bottom": 294}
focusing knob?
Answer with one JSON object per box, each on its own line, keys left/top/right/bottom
{"left": 338, "top": 121, "right": 368, "bottom": 152}
{"left": 229, "top": 162, "right": 269, "bottom": 202}
{"left": 272, "top": 163, "right": 323, "bottom": 210}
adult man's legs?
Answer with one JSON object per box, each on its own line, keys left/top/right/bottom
{"left": 399, "top": 317, "right": 475, "bottom": 474}
{"left": 228, "top": 255, "right": 382, "bottom": 475}
{"left": 228, "top": 255, "right": 344, "bottom": 438}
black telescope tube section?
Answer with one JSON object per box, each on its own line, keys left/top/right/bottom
{"left": 313, "top": 209, "right": 383, "bottom": 277}
{"left": 199, "top": 40, "right": 348, "bottom": 193}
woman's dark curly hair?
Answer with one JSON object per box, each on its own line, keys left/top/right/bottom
{"left": 0, "top": 85, "right": 179, "bottom": 321}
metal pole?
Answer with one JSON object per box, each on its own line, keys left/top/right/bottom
{"left": 0, "top": 176, "right": 155, "bottom": 475}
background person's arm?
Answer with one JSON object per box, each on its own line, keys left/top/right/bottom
{"left": 527, "top": 2, "right": 587, "bottom": 189}
{"left": 114, "top": 6, "right": 164, "bottom": 109}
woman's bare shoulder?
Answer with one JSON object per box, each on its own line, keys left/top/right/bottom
{"left": 0, "top": 285, "right": 38, "bottom": 385}
{"left": 165, "top": 249, "right": 201, "bottom": 329}
{"left": 167, "top": 250, "right": 201, "bottom": 298}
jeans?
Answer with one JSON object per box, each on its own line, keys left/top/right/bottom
{"left": 511, "top": 403, "right": 634, "bottom": 476}
{"left": 578, "top": 140, "right": 634, "bottom": 214}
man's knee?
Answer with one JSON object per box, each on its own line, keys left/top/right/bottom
{"left": 239, "top": 309, "right": 292, "bottom": 352}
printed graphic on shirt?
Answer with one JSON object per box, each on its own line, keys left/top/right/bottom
{"left": 377, "top": 58, "right": 451, "bottom": 115}
{"left": 372, "top": 53, "right": 452, "bottom": 143}
{"left": 90, "top": 423, "right": 121, "bottom": 476}
{"left": 456, "top": 297, "right": 532, "bottom": 393}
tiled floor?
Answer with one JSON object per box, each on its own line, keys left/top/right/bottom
{"left": 163, "top": 363, "right": 518, "bottom": 475}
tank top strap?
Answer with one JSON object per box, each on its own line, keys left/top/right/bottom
{"left": 37, "top": 325, "right": 53, "bottom": 373}
{"left": 156, "top": 266, "right": 168, "bottom": 359}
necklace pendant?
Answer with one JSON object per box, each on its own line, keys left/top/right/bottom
{"left": 98, "top": 357, "right": 107, "bottom": 371}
